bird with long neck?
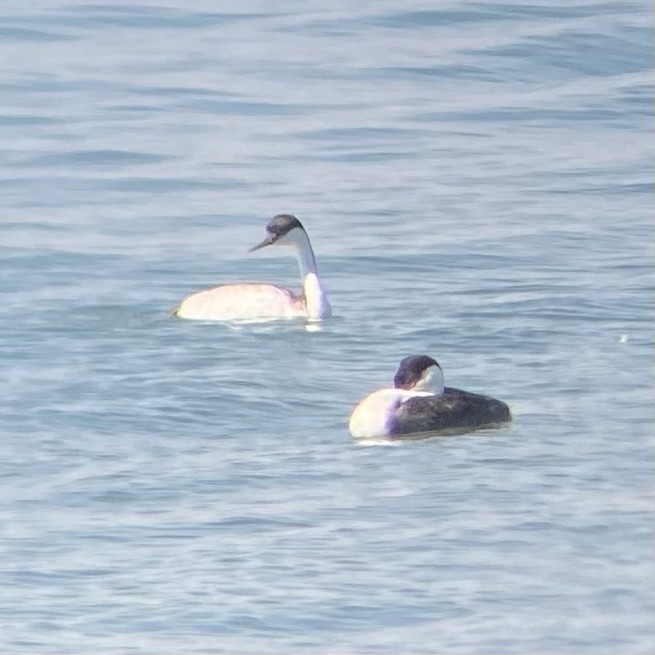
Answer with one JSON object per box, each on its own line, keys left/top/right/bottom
{"left": 173, "top": 214, "right": 331, "bottom": 322}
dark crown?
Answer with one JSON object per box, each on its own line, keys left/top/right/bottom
{"left": 266, "top": 214, "right": 305, "bottom": 237}
{"left": 394, "top": 355, "right": 440, "bottom": 389}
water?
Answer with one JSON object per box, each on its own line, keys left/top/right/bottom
{"left": 1, "top": 1, "right": 653, "bottom": 652}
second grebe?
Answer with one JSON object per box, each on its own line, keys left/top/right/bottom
{"left": 349, "top": 355, "right": 511, "bottom": 439}
{"left": 173, "top": 214, "right": 331, "bottom": 321}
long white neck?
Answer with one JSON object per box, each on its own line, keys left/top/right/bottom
{"left": 287, "top": 229, "right": 331, "bottom": 320}
{"left": 290, "top": 228, "right": 318, "bottom": 278}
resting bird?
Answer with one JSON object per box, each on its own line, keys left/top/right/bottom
{"left": 349, "top": 355, "right": 511, "bottom": 439}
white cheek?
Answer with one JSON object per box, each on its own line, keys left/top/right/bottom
{"left": 418, "top": 366, "right": 444, "bottom": 394}
{"left": 276, "top": 228, "right": 304, "bottom": 249}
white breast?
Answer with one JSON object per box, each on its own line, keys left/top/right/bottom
{"left": 349, "top": 388, "right": 429, "bottom": 439}
{"left": 174, "top": 283, "right": 306, "bottom": 321}
{"left": 302, "top": 272, "right": 332, "bottom": 319}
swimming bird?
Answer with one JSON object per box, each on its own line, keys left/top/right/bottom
{"left": 348, "top": 355, "right": 511, "bottom": 439}
{"left": 173, "top": 214, "right": 331, "bottom": 321}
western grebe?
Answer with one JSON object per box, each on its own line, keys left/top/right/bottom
{"left": 349, "top": 355, "right": 511, "bottom": 439}
{"left": 173, "top": 214, "right": 331, "bottom": 321}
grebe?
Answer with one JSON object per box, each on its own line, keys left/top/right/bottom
{"left": 173, "top": 214, "right": 331, "bottom": 321}
{"left": 349, "top": 355, "right": 511, "bottom": 439}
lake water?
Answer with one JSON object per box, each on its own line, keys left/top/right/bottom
{"left": 1, "top": 1, "right": 653, "bottom": 653}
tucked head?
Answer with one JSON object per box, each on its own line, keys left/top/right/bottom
{"left": 393, "top": 355, "right": 445, "bottom": 394}
{"left": 249, "top": 214, "right": 306, "bottom": 252}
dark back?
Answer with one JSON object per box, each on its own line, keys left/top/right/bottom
{"left": 393, "top": 387, "right": 511, "bottom": 437}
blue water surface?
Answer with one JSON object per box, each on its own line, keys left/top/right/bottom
{"left": 1, "top": 1, "right": 653, "bottom": 653}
